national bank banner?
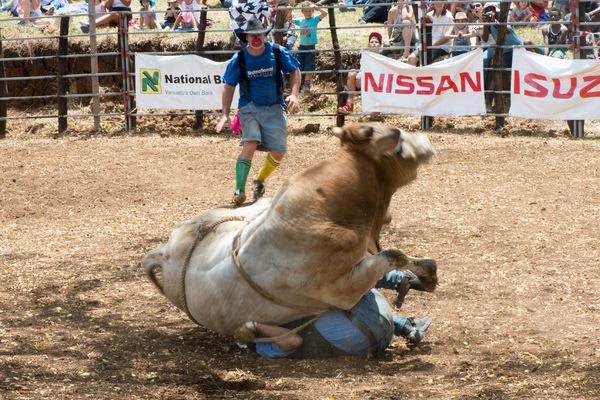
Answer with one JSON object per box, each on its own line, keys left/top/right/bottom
{"left": 360, "top": 49, "right": 485, "bottom": 116}
{"left": 510, "top": 49, "right": 600, "bottom": 120}
{"left": 135, "top": 54, "right": 239, "bottom": 110}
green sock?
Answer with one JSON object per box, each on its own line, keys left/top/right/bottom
{"left": 235, "top": 158, "right": 252, "bottom": 191}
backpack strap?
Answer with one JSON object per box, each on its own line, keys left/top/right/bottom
{"left": 237, "top": 44, "right": 283, "bottom": 99}
{"left": 272, "top": 44, "right": 283, "bottom": 98}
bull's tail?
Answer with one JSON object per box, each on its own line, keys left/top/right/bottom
{"left": 142, "top": 252, "right": 165, "bottom": 295}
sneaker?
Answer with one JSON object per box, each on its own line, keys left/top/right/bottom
{"left": 358, "top": 18, "right": 366, "bottom": 24}
{"left": 253, "top": 175, "right": 265, "bottom": 201}
{"left": 340, "top": 6, "right": 356, "bottom": 12}
{"left": 405, "top": 317, "right": 432, "bottom": 345}
{"left": 301, "top": 81, "right": 311, "bottom": 94}
{"left": 338, "top": 101, "right": 354, "bottom": 114}
{"left": 80, "top": 24, "right": 89, "bottom": 33}
{"left": 46, "top": 5, "right": 55, "bottom": 15}
{"left": 232, "top": 189, "right": 246, "bottom": 206}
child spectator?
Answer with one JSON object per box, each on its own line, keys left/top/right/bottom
{"left": 161, "top": 0, "right": 180, "bottom": 30}
{"left": 287, "top": 1, "right": 327, "bottom": 93}
{"left": 164, "top": 0, "right": 201, "bottom": 31}
{"left": 382, "top": 0, "right": 418, "bottom": 61}
{"left": 509, "top": 1, "right": 536, "bottom": 23}
{"left": 338, "top": 31, "right": 383, "bottom": 114}
{"left": 268, "top": 0, "right": 297, "bottom": 51}
{"left": 443, "top": 11, "right": 477, "bottom": 57}
{"left": 139, "top": 0, "right": 160, "bottom": 30}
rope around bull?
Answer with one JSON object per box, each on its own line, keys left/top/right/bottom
{"left": 179, "top": 216, "right": 245, "bottom": 326}
{"left": 178, "top": 216, "right": 331, "bottom": 344}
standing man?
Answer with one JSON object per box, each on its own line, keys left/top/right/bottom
{"left": 216, "top": 17, "right": 301, "bottom": 207}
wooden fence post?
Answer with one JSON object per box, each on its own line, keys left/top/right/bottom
{"left": 491, "top": 2, "right": 510, "bottom": 129}
{"left": 0, "top": 34, "right": 6, "bottom": 139}
{"left": 193, "top": 10, "right": 208, "bottom": 131}
{"left": 58, "top": 16, "right": 70, "bottom": 133}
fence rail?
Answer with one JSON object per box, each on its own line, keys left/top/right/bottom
{"left": 0, "top": 0, "right": 598, "bottom": 139}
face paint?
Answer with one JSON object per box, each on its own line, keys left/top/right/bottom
{"left": 250, "top": 36, "right": 264, "bottom": 49}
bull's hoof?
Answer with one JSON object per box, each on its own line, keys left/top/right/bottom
{"left": 408, "top": 258, "right": 437, "bottom": 292}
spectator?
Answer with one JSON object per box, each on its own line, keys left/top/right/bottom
{"left": 80, "top": 0, "right": 132, "bottom": 32}
{"left": 268, "top": 0, "right": 297, "bottom": 51}
{"left": 164, "top": 0, "right": 201, "bottom": 31}
{"left": 236, "top": 270, "right": 433, "bottom": 358}
{"left": 17, "top": 0, "right": 52, "bottom": 27}
{"left": 524, "top": 7, "right": 568, "bottom": 57}
{"left": 530, "top": 0, "right": 549, "bottom": 22}
{"left": 138, "top": 0, "right": 161, "bottom": 30}
{"left": 481, "top": 2, "right": 524, "bottom": 112}
{"left": 443, "top": 11, "right": 477, "bottom": 57}
{"left": 382, "top": 0, "right": 418, "bottom": 61}
{"left": 338, "top": 31, "right": 384, "bottom": 114}
{"left": 358, "top": 0, "right": 390, "bottom": 24}
{"left": 406, "top": 1, "right": 453, "bottom": 66}
{"left": 161, "top": 0, "right": 180, "bottom": 30}
{"left": 552, "top": 0, "right": 569, "bottom": 19}
{"left": 509, "top": 1, "right": 536, "bottom": 23}
{"left": 287, "top": 1, "right": 328, "bottom": 93}
{"left": 215, "top": 16, "right": 301, "bottom": 206}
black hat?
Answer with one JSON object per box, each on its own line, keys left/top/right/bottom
{"left": 235, "top": 16, "right": 272, "bottom": 42}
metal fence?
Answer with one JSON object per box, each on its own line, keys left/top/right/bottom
{"left": 0, "top": 0, "right": 598, "bottom": 138}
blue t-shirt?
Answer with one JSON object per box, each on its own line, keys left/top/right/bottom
{"left": 293, "top": 15, "right": 321, "bottom": 45}
{"left": 255, "top": 290, "right": 394, "bottom": 358}
{"left": 490, "top": 25, "right": 523, "bottom": 53}
{"left": 223, "top": 43, "right": 300, "bottom": 108}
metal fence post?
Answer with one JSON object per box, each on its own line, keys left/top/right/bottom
{"left": 118, "top": 13, "right": 133, "bottom": 131}
{"left": 0, "top": 32, "right": 6, "bottom": 139}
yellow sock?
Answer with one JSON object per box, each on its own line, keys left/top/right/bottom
{"left": 256, "top": 153, "right": 281, "bottom": 182}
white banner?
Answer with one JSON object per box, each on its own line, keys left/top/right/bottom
{"left": 510, "top": 49, "right": 600, "bottom": 120}
{"left": 135, "top": 54, "right": 238, "bottom": 110}
{"left": 360, "top": 50, "right": 485, "bottom": 116}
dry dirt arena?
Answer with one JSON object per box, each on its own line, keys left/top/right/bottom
{"left": 1, "top": 115, "right": 600, "bottom": 399}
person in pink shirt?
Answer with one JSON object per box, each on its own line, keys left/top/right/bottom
{"left": 530, "top": 1, "right": 549, "bottom": 22}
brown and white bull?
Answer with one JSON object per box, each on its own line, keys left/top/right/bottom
{"left": 142, "top": 123, "right": 437, "bottom": 336}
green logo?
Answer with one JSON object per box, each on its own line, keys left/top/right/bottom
{"left": 141, "top": 69, "right": 161, "bottom": 94}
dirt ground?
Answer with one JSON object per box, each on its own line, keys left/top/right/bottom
{"left": 1, "top": 112, "right": 600, "bottom": 399}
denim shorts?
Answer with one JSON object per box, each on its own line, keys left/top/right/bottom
{"left": 238, "top": 102, "right": 288, "bottom": 153}
{"left": 297, "top": 45, "right": 316, "bottom": 73}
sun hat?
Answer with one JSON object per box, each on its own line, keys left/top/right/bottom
{"left": 454, "top": 11, "right": 468, "bottom": 20}
{"left": 483, "top": 2, "right": 499, "bottom": 12}
{"left": 368, "top": 31, "right": 382, "bottom": 44}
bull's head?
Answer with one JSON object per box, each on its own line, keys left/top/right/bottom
{"left": 333, "top": 123, "right": 435, "bottom": 174}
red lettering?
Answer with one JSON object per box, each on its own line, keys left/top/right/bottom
{"left": 580, "top": 75, "right": 600, "bottom": 98}
{"left": 459, "top": 72, "right": 482, "bottom": 92}
{"left": 416, "top": 76, "right": 435, "bottom": 95}
{"left": 395, "top": 75, "right": 414, "bottom": 94}
{"left": 386, "top": 73, "right": 394, "bottom": 93}
{"left": 364, "top": 73, "right": 384, "bottom": 93}
{"left": 523, "top": 73, "right": 548, "bottom": 98}
{"left": 513, "top": 70, "right": 520, "bottom": 95}
{"left": 435, "top": 75, "right": 459, "bottom": 95}
{"left": 552, "top": 77, "right": 577, "bottom": 99}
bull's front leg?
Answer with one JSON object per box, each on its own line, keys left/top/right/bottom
{"left": 332, "top": 249, "right": 437, "bottom": 310}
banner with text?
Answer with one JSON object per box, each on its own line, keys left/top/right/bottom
{"left": 510, "top": 49, "right": 600, "bottom": 120}
{"left": 135, "top": 54, "right": 238, "bottom": 110}
{"left": 360, "top": 49, "right": 485, "bottom": 116}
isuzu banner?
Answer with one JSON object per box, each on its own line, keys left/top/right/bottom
{"left": 135, "top": 54, "right": 239, "bottom": 110}
{"left": 510, "top": 49, "right": 600, "bottom": 120}
{"left": 360, "top": 49, "right": 485, "bottom": 116}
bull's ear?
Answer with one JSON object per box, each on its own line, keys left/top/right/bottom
{"left": 366, "top": 127, "right": 401, "bottom": 159}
